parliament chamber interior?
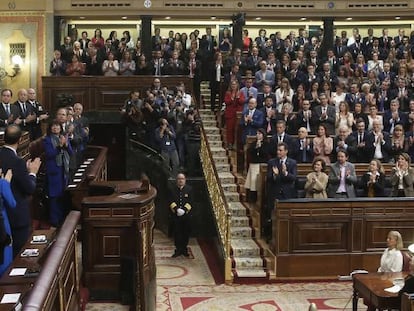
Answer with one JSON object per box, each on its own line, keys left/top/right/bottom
{"left": 2, "top": 0, "right": 414, "bottom": 310}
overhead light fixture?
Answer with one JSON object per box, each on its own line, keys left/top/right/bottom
{"left": 121, "top": 16, "right": 128, "bottom": 20}
{"left": 255, "top": 17, "right": 262, "bottom": 20}
{"left": 346, "top": 17, "right": 353, "bottom": 21}
{"left": 211, "top": 16, "right": 216, "bottom": 20}
{"left": 165, "top": 16, "right": 171, "bottom": 20}
{"left": 79, "top": 16, "right": 85, "bottom": 20}
{"left": 300, "top": 17, "right": 307, "bottom": 21}
{"left": 395, "top": 16, "right": 401, "bottom": 20}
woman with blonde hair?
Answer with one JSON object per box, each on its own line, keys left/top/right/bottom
{"left": 360, "top": 159, "right": 386, "bottom": 197}
{"left": 304, "top": 157, "right": 328, "bottom": 199}
{"left": 275, "top": 77, "right": 294, "bottom": 112}
{"left": 390, "top": 152, "right": 414, "bottom": 197}
{"left": 378, "top": 230, "right": 404, "bottom": 272}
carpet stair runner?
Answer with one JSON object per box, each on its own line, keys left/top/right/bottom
{"left": 199, "top": 108, "right": 267, "bottom": 279}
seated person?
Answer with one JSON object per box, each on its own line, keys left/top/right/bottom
{"left": 378, "top": 230, "right": 403, "bottom": 272}
{"left": 399, "top": 259, "right": 414, "bottom": 307}
{"left": 304, "top": 157, "right": 328, "bottom": 199}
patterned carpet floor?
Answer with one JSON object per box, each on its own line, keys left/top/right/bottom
{"left": 86, "top": 230, "right": 366, "bottom": 311}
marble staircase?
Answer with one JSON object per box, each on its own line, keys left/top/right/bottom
{"left": 199, "top": 108, "right": 267, "bottom": 279}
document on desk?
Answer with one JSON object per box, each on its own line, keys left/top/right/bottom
{"left": 0, "top": 293, "right": 20, "bottom": 304}
{"left": 9, "top": 268, "right": 27, "bottom": 276}
{"left": 118, "top": 193, "right": 139, "bottom": 199}
{"left": 384, "top": 285, "right": 401, "bottom": 293}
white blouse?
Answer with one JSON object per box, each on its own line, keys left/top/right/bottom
{"left": 377, "top": 248, "right": 403, "bottom": 272}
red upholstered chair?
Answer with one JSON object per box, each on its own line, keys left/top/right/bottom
{"left": 402, "top": 251, "right": 412, "bottom": 272}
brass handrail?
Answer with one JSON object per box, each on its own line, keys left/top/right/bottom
{"left": 200, "top": 125, "right": 233, "bottom": 283}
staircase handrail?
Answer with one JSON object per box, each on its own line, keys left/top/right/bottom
{"left": 200, "top": 124, "right": 233, "bottom": 283}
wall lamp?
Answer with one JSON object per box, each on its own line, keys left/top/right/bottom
{"left": 0, "top": 55, "right": 23, "bottom": 80}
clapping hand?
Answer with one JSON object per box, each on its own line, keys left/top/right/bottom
{"left": 272, "top": 165, "right": 279, "bottom": 175}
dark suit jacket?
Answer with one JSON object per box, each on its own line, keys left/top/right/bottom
{"left": 291, "top": 138, "right": 313, "bottom": 163}
{"left": 269, "top": 133, "right": 294, "bottom": 157}
{"left": 368, "top": 131, "right": 392, "bottom": 163}
{"left": 383, "top": 110, "right": 408, "bottom": 133}
{"left": 360, "top": 172, "right": 386, "bottom": 197}
{"left": 0, "top": 103, "right": 19, "bottom": 127}
{"left": 351, "top": 130, "right": 374, "bottom": 162}
{"left": 266, "top": 157, "right": 297, "bottom": 203}
{"left": 312, "top": 105, "right": 336, "bottom": 136}
{"left": 332, "top": 135, "right": 358, "bottom": 163}
{"left": 0, "top": 147, "right": 36, "bottom": 229}
{"left": 13, "top": 101, "right": 34, "bottom": 134}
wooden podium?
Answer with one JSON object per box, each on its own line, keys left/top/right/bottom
{"left": 81, "top": 180, "right": 156, "bottom": 311}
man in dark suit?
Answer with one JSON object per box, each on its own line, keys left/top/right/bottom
{"left": 352, "top": 119, "right": 374, "bottom": 163}
{"left": 383, "top": 99, "right": 408, "bottom": 134}
{"left": 332, "top": 126, "right": 357, "bottom": 163}
{"left": 27, "top": 88, "right": 49, "bottom": 140}
{"left": 0, "top": 125, "right": 41, "bottom": 257}
{"left": 269, "top": 120, "right": 294, "bottom": 157}
{"left": 312, "top": 93, "right": 336, "bottom": 136}
{"left": 266, "top": 142, "right": 297, "bottom": 221}
{"left": 13, "top": 89, "right": 37, "bottom": 135}
{"left": 256, "top": 83, "right": 276, "bottom": 109}
{"left": 291, "top": 127, "right": 313, "bottom": 163}
{"left": 265, "top": 142, "right": 297, "bottom": 236}
{"left": 0, "top": 89, "right": 20, "bottom": 128}
{"left": 379, "top": 28, "right": 392, "bottom": 50}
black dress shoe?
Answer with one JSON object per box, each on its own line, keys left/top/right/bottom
{"left": 171, "top": 252, "right": 181, "bottom": 258}
{"left": 182, "top": 251, "right": 190, "bottom": 257}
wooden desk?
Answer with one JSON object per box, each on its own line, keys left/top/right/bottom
{"left": 82, "top": 182, "right": 156, "bottom": 311}
{"left": 0, "top": 229, "right": 56, "bottom": 286}
{"left": 353, "top": 272, "right": 407, "bottom": 310}
{"left": 0, "top": 284, "right": 32, "bottom": 311}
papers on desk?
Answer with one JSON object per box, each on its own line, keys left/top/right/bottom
{"left": 20, "top": 248, "right": 39, "bottom": 257}
{"left": 118, "top": 193, "right": 139, "bottom": 199}
{"left": 0, "top": 293, "right": 21, "bottom": 304}
{"left": 384, "top": 285, "right": 401, "bottom": 293}
{"left": 9, "top": 268, "right": 27, "bottom": 276}
{"left": 31, "top": 235, "right": 47, "bottom": 244}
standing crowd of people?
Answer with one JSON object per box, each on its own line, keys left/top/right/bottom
{"left": 120, "top": 78, "right": 201, "bottom": 177}
{"left": 0, "top": 88, "right": 89, "bottom": 276}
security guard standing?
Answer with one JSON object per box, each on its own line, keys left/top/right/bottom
{"left": 169, "top": 173, "right": 193, "bottom": 257}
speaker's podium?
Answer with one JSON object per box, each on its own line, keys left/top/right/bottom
{"left": 81, "top": 179, "right": 156, "bottom": 311}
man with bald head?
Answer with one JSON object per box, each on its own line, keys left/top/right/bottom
{"left": 13, "top": 89, "right": 37, "bottom": 135}
{"left": 27, "top": 88, "right": 48, "bottom": 140}
{"left": 369, "top": 119, "right": 391, "bottom": 163}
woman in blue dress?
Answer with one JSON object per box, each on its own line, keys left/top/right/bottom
{"left": 43, "top": 120, "right": 73, "bottom": 227}
{"left": 0, "top": 169, "right": 16, "bottom": 276}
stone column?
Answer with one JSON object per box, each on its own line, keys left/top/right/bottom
{"left": 319, "top": 17, "right": 334, "bottom": 58}
{"left": 141, "top": 15, "right": 152, "bottom": 61}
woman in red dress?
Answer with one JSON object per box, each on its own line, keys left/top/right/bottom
{"left": 224, "top": 80, "right": 245, "bottom": 150}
